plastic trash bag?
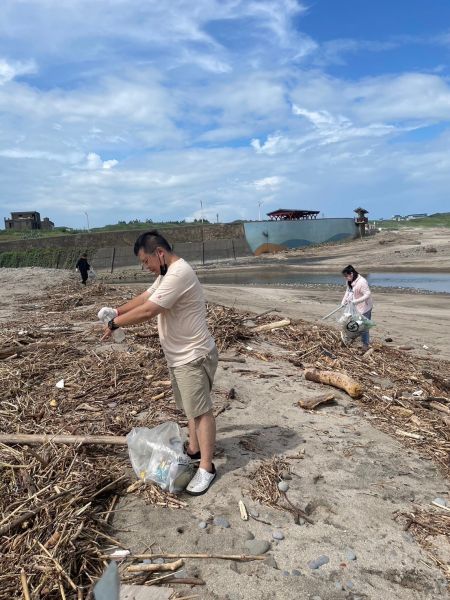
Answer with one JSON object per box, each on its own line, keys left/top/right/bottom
{"left": 127, "top": 423, "right": 194, "bottom": 493}
{"left": 337, "top": 303, "right": 375, "bottom": 344}
{"left": 89, "top": 268, "right": 97, "bottom": 280}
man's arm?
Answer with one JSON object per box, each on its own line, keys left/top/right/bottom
{"left": 101, "top": 298, "right": 163, "bottom": 340}
{"left": 116, "top": 289, "right": 153, "bottom": 315}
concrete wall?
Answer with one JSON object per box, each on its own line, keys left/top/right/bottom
{"left": 0, "top": 223, "right": 245, "bottom": 252}
{"left": 244, "top": 218, "right": 357, "bottom": 254}
{"left": 0, "top": 223, "right": 251, "bottom": 270}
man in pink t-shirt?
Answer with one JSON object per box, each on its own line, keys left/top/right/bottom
{"left": 101, "top": 230, "right": 218, "bottom": 496}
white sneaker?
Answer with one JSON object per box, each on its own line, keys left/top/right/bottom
{"left": 185, "top": 465, "right": 216, "bottom": 496}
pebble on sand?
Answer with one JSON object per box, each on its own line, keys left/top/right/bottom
{"left": 272, "top": 531, "right": 284, "bottom": 540}
{"left": 198, "top": 521, "right": 207, "bottom": 529}
{"left": 245, "top": 539, "right": 271, "bottom": 555}
{"left": 346, "top": 549, "right": 357, "bottom": 561}
{"left": 213, "top": 516, "right": 230, "bottom": 528}
{"left": 307, "top": 555, "right": 329, "bottom": 570}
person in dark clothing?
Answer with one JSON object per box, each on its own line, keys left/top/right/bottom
{"left": 76, "top": 254, "right": 90, "bottom": 285}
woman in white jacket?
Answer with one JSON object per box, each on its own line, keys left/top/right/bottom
{"left": 341, "top": 265, "right": 373, "bottom": 349}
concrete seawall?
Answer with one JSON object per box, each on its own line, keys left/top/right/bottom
{"left": 0, "top": 219, "right": 357, "bottom": 270}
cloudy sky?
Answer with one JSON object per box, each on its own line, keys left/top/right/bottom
{"left": 1, "top": 0, "right": 450, "bottom": 228}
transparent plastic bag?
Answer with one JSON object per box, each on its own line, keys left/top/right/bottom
{"left": 337, "top": 303, "right": 375, "bottom": 342}
{"left": 126, "top": 423, "right": 194, "bottom": 493}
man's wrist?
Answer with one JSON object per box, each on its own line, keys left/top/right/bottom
{"left": 108, "top": 318, "right": 120, "bottom": 330}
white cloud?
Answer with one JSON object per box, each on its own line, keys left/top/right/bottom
{"left": 0, "top": 58, "right": 36, "bottom": 84}
{"left": 254, "top": 176, "right": 284, "bottom": 190}
{"left": 83, "top": 152, "right": 118, "bottom": 170}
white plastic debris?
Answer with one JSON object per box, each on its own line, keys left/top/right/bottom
{"left": 412, "top": 390, "right": 424, "bottom": 397}
{"left": 55, "top": 379, "right": 65, "bottom": 389}
{"left": 423, "top": 345, "right": 429, "bottom": 349}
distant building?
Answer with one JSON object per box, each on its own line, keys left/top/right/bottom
{"left": 266, "top": 208, "right": 320, "bottom": 221}
{"left": 392, "top": 214, "right": 405, "bottom": 221}
{"left": 406, "top": 213, "right": 428, "bottom": 220}
{"left": 4, "top": 211, "right": 54, "bottom": 231}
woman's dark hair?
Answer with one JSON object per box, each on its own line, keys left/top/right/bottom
{"left": 134, "top": 230, "right": 172, "bottom": 256}
{"left": 342, "top": 265, "right": 359, "bottom": 288}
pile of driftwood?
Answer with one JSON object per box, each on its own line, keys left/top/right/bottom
{"left": 258, "top": 318, "right": 450, "bottom": 476}
{"left": 0, "top": 280, "right": 253, "bottom": 598}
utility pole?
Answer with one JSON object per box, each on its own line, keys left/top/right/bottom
{"left": 84, "top": 212, "right": 90, "bottom": 231}
{"left": 258, "top": 200, "right": 264, "bottom": 221}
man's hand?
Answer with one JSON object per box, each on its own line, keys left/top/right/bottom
{"left": 101, "top": 325, "right": 113, "bottom": 342}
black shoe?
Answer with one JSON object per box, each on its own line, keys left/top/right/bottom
{"left": 186, "top": 449, "right": 201, "bottom": 462}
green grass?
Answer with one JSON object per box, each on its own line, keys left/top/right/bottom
{"left": 0, "top": 247, "right": 95, "bottom": 269}
{"left": 374, "top": 213, "right": 450, "bottom": 230}
{"left": 0, "top": 220, "right": 214, "bottom": 240}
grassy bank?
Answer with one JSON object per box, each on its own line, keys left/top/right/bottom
{"left": 0, "top": 247, "right": 94, "bottom": 269}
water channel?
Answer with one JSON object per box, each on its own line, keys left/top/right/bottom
{"left": 196, "top": 270, "right": 450, "bottom": 293}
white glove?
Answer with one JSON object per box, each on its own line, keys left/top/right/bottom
{"left": 98, "top": 307, "right": 118, "bottom": 323}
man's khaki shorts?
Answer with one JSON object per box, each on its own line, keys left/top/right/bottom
{"left": 169, "top": 347, "right": 218, "bottom": 420}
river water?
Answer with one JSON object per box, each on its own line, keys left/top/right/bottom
{"left": 196, "top": 270, "right": 450, "bottom": 293}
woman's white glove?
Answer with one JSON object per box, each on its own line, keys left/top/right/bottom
{"left": 97, "top": 307, "right": 118, "bottom": 323}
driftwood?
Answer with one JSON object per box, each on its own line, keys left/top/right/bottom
{"left": 250, "top": 319, "right": 291, "bottom": 333}
{"left": 218, "top": 356, "right": 246, "bottom": 363}
{"left": 127, "top": 559, "right": 184, "bottom": 573}
{"left": 0, "top": 433, "right": 127, "bottom": 446}
{"left": 0, "top": 341, "right": 54, "bottom": 360}
{"left": 304, "top": 368, "right": 363, "bottom": 398}
{"left": 297, "top": 393, "right": 335, "bottom": 410}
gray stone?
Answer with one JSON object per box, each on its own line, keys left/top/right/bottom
{"left": 282, "top": 570, "right": 290, "bottom": 576}
{"left": 345, "top": 580, "right": 354, "bottom": 589}
{"left": 307, "top": 555, "right": 329, "bottom": 570}
{"left": 198, "top": 521, "right": 207, "bottom": 529}
{"left": 291, "top": 569, "right": 301, "bottom": 576}
{"left": 249, "top": 508, "right": 259, "bottom": 518}
{"left": 298, "top": 518, "right": 305, "bottom": 525}
{"left": 213, "top": 516, "right": 230, "bottom": 528}
{"left": 334, "top": 582, "right": 343, "bottom": 590}
{"left": 244, "top": 531, "right": 255, "bottom": 540}
{"left": 281, "top": 471, "right": 292, "bottom": 480}
{"left": 245, "top": 539, "right": 270, "bottom": 555}
{"left": 278, "top": 481, "right": 289, "bottom": 493}
{"left": 346, "top": 549, "right": 357, "bottom": 561}
{"left": 263, "top": 555, "right": 278, "bottom": 569}
{"left": 153, "top": 558, "right": 165, "bottom": 564}
{"left": 272, "top": 530, "right": 285, "bottom": 540}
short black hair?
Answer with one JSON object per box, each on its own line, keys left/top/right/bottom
{"left": 134, "top": 230, "right": 172, "bottom": 256}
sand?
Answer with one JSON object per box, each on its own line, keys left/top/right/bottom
{"left": 1, "top": 227, "right": 449, "bottom": 599}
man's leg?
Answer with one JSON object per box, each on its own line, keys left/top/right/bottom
{"left": 195, "top": 410, "right": 215, "bottom": 473}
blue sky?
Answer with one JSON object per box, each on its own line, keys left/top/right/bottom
{"left": 1, "top": 0, "right": 450, "bottom": 228}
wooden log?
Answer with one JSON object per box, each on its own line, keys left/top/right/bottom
{"left": 297, "top": 393, "right": 335, "bottom": 410}
{"left": 250, "top": 319, "right": 290, "bottom": 333}
{"left": 0, "top": 341, "right": 54, "bottom": 360}
{"left": 127, "top": 559, "right": 184, "bottom": 573}
{"left": 304, "top": 368, "right": 363, "bottom": 398}
{"left": 0, "top": 433, "right": 127, "bottom": 446}
{"left": 430, "top": 401, "right": 450, "bottom": 415}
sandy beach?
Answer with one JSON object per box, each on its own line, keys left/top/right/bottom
{"left": 0, "top": 227, "right": 449, "bottom": 600}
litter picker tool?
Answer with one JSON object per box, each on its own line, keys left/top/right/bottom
{"left": 321, "top": 305, "right": 345, "bottom": 321}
